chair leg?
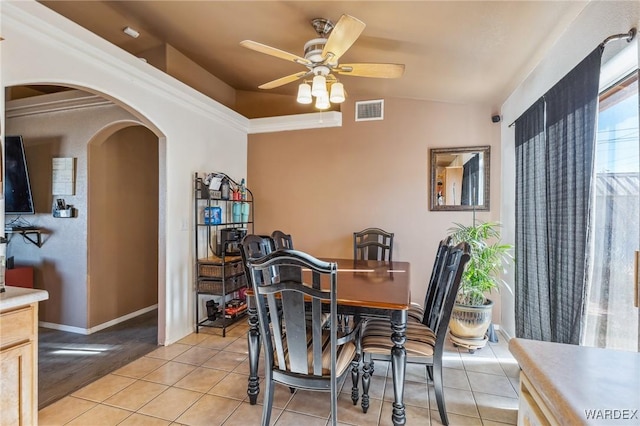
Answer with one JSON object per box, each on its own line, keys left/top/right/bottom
{"left": 433, "top": 358, "right": 449, "bottom": 426}
{"left": 350, "top": 353, "right": 360, "bottom": 405}
{"left": 361, "top": 354, "right": 372, "bottom": 413}
{"left": 262, "top": 371, "right": 275, "bottom": 426}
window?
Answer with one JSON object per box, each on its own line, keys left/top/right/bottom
{"left": 583, "top": 47, "right": 639, "bottom": 351}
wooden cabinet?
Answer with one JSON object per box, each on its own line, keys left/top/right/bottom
{"left": 194, "top": 173, "right": 254, "bottom": 337}
{"left": 1, "top": 342, "right": 34, "bottom": 425}
{"left": 0, "top": 289, "right": 47, "bottom": 426}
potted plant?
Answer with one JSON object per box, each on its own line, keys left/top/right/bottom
{"left": 447, "top": 221, "right": 513, "bottom": 352}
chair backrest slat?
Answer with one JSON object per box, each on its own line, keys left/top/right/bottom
{"left": 422, "top": 236, "right": 453, "bottom": 327}
{"left": 432, "top": 242, "right": 471, "bottom": 342}
{"left": 353, "top": 228, "right": 394, "bottom": 261}
{"left": 281, "top": 290, "right": 309, "bottom": 374}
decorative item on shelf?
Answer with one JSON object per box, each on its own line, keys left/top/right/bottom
{"left": 206, "top": 299, "right": 219, "bottom": 321}
{"left": 202, "top": 173, "right": 223, "bottom": 199}
{"left": 203, "top": 206, "right": 222, "bottom": 225}
{"left": 241, "top": 202, "right": 250, "bottom": 223}
{"left": 240, "top": 178, "right": 247, "bottom": 200}
{"left": 232, "top": 202, "right": 242, "bottom": 223}
{"left": 220, "top": 177, "right": 230, "bottom": 200}
{"left": 224, "top": 298, "right": 248, "bottom": 319}
{"left": 447, "top": 221, "right": 513, "bottom": 353}
{"left": 52, "top": 198, "right": 75, "bottom": 218}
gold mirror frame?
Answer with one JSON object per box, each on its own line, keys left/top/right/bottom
{"left": 430, "top": 146, "right": 490, "bottom": 211}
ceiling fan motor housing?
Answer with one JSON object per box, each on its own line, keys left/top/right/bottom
{"left": 311, "top": 18, "right": 334, "bottom": 38}
{"left": 304, "top": 38, "right": 328, "bottom": 63}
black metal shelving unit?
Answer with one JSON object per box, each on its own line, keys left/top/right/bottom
{"left": 194, "top": 172, "right": 254, "bottom": 336}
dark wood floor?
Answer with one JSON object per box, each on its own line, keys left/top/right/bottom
{"left": 38, "top": 309, "right": 158, "bottom": 409}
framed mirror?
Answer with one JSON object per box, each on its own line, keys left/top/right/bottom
{"left": 430, "top": 146, "right": 490, "bottom": 211}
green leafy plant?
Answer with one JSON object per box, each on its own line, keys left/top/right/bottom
{"left": 447, "top": 221, "right": 513, "bottom": 306}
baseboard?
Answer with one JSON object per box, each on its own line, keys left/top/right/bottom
{"left": 39, "top": 304, "right": 158, "bottom": 335}
{"left": 498, "top": 327, "right": 513, "bottom": 341}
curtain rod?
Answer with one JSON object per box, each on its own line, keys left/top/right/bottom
{"left": 599, "top": 28, "right": 636, "bottom": 49}
{"left": 507, "top": 28, "right": 637, "bottom": 128}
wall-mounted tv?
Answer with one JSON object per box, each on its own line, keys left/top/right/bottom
{"left": 4, "top": 135, "right": 35, "bottom": 214}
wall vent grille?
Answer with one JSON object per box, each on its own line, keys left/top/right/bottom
{"left": 355, "top": 99, "right": 384, "bottom": 121}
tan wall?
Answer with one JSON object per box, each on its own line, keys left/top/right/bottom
{"left": 88, "top": 126, "right": 158, "bottom": 327}
{"left": 248, "top": 96, "right": 503, "bottom": 321}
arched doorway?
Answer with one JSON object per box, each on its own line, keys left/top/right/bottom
{"left": 5, "top": 86, "right": 164, "bottom": 407}
{"left": 5, "top": 85, "right": 164, "bottom": 336}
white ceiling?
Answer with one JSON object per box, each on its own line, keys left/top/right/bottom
{"left": 38, "top": 1, "right": 589, "bottom": 113}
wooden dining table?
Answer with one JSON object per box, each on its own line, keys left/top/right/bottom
{"left": 245, "top": 257, "right": 411, "bottom": 426}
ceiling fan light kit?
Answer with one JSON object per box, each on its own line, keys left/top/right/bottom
{"left": 296, "top": 83, "right": 313, "bottom": 104}
{"left": 311, "top": 74, "right": 327, "bottom": 97}
{"left": 241, "top": 14, "right": 405, "bottom": 110}
{"left": 315, "top": 92, "right": 331, "bottom": 110}
{"left": 329, "top": 82, "right": 345, "bottom": 103}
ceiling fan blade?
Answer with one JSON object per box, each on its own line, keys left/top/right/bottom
{"left": 322, "top": 14, "right": 366, "bottom": 61}
{"left": 240, "top": 40, "right": 311, "bottom": 66}
{"left": 258, "top": 71, "right": 309, "bottom": 89}
{"left": 336, "top": 63, "right": 405, "bottom": 78}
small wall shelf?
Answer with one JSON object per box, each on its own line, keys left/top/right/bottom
{"left": 5, "top": 228, "right": 43, "bottom": 248}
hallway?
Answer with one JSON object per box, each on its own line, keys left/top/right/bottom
{"left": 38, "top": 309, "right": 158, "bottom": 409}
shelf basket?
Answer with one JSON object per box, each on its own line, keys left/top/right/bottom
{"left": 197, "top": 274, "right": 247, "bottom": 294}
{"left": 198, "top": 255, "right": 243, "bottom": 278}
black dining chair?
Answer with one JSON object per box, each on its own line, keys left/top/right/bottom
{"left": 359, "top": 242, "right": 470, "bottom": 426}
{"left": 408, "top": 236, "right": 453, "bottom": 324}
{"left": 364, "top": 236, "right": 452, "bottom": 386}
{"left": 353, "top": 228, "right": 394, "bottom": 261}
{"left": 245, "top": 248, "right": 361, "bottom": 426}
{"left": 271, "top": 230, "right": 294, "bottom": 249}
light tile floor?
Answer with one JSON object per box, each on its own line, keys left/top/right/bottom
{"left": 38, "top": 321, "right": 520, "bottom": 425}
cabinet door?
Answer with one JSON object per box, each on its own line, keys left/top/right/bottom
{"left": 0, "top": 342, "right": 34, "bottom": 426}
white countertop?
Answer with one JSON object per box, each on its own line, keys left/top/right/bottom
{"left": 0, "top": 286, "right": 49, "bottom": 311}
{"left": 509, "top": 338, "right": 640, "bottom": 424}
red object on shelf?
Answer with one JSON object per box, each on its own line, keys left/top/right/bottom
{"left": 6, "top": 266, "right": 34, "bottom": 288}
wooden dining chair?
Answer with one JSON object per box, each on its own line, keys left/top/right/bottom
{"left": 245, "top": 249, "right": 361, "bottom": 426}
{"left": 359, "top": 242, "right": 470, "bottom": 426}
{"left": 271, "top": 230, "right": 294, "bottom": 249}
{"left": 353, "top": 228, "right": 394, "bottom": 261}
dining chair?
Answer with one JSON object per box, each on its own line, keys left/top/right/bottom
{"left": 271, "top": 229, "right": 294, "bottom": 249}
{"left": 365, "top": 236, "right": 452, "bottom": 384}
{"left": 353, "top": 227, "right": 394, "bottom": 261}
{"left": 408, "top": 236, "right": 453, "bottom": 324}
{"left": 245, "top": 248, "right": 361, "bottom": 426}
{"left": 359, "top": 242, "right": 470, "bottom": 426}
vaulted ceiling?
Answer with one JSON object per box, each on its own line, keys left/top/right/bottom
{"left": 38, "top": 1, "right": 588, "bottom": 117}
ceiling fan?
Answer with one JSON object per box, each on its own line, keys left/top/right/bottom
{"left": 240, "top": 14, "right": 405, "bottom": 108}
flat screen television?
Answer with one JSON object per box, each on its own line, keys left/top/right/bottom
{"left": 4, "top": 135, "right": 35, "bottom": 214}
